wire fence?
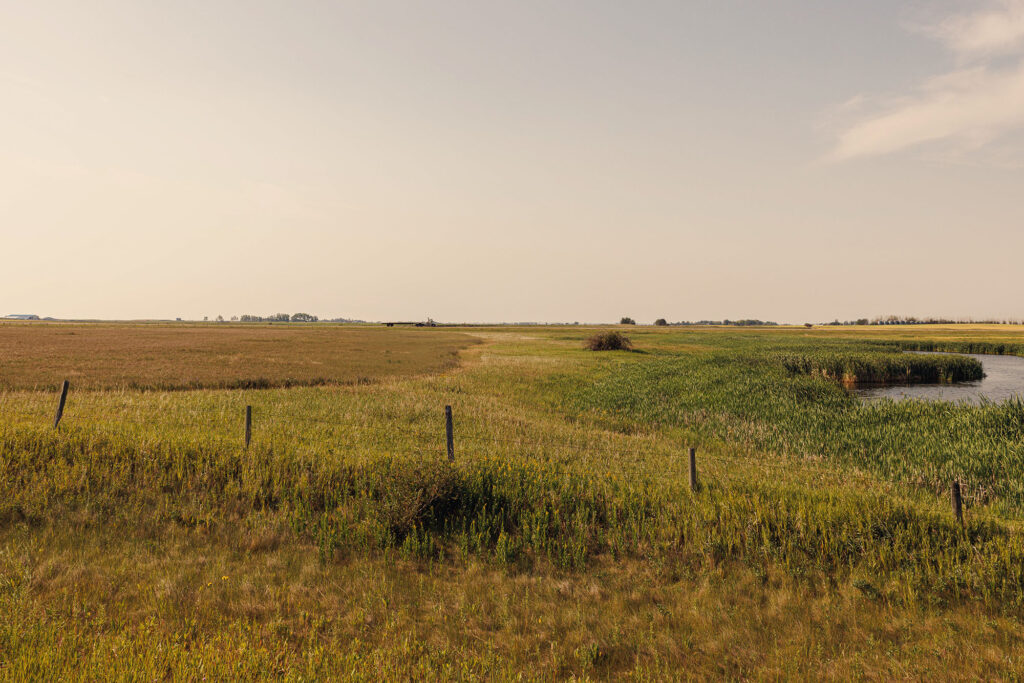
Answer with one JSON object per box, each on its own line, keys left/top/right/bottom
{"left": 24, "top": 379, "right": 998, "bottom": 522}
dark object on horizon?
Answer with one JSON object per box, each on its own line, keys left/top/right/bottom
{"left": 585, "top": 331, "right": 632, "bottom": 351}
{"left": 654, "top": 318, "right": 668, "bottom": 326}
{"left": 620, "top": 317, "right": 636, "bottom": 325}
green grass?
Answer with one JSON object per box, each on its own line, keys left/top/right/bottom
{"left": 5, "top": 421, "right": 1020, "bottom": 603}
{"left": 4, "top": 324, "right": 1024, "bottom": 677}
{"left": 547, "top": 330, "right": 1024, "bottom": 510}
{"left": 896, "top": 338, "right": 1024, "bottom": 357}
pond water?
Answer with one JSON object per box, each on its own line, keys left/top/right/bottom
{"left": 855, "top": 352, "right": 1024, "bottom": 404}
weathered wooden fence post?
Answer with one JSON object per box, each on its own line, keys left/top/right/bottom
{"left": 53, "top": 380, "right": 69, "bottom": 429}
{"left": 445, "top": 405, "right": 454, "bottom": 463}
{"left": 688, "top": 446, "right": 698, "bottom": 492}
{"left": 245, "top": 405, "right": 252, "bottom": 448}
{"left": 951, "top": 481, "right": 963, "bottom": 524}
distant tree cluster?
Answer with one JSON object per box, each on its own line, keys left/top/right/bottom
{"left": 239, "top": 313, "right": 319, "bottom": 323}
{"left": 824, "top": 316, "right": 1024, "bottom": 326}
{"left": 821, "top": 318, "right": 871, "bottom": 326}
{"left": 670, "top": 319, "right": 778, "bottom": 327}
{"left": 610, "top": 321, "right": 778, "bottom": 327}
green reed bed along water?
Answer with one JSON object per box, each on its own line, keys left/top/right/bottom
{"left": 780, "top": 351, "right": 984, "bottom": 385}
{"left": 547, "top": 331, "right": 1024, "bottom": 514}
{"left": 895, "top": 340, "right": 1024, "bottom": 357}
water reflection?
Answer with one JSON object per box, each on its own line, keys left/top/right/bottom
{"left": 855, "top": 353, "right": 1024, "bottom": 404}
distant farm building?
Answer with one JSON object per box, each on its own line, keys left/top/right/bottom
{"left": 3, "top": 314, "right": 40, "bottom": 320}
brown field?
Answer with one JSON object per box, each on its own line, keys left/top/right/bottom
{"left": 0, "top": 322, "right": 479, "bottom": 391}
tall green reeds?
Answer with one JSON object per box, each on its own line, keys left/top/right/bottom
{"left": 781, "top": 351, "right": 984, "bottom": 385}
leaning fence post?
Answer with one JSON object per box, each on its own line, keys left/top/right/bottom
{"left": 951, "top": 481, "right": 963, "bottom": 525}
{"left": 445, "top": 405, "right": 454, "bottom": 463}
{"left": 53, "top": 380, "right": 69, "bottom": 429}
{"left": 688, "top": 446, "right": 698, "bottom": 491}
{"left": 245, "top": 405, "right": 252, "bottom": 448}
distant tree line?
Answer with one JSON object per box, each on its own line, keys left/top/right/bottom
{"left": 820, "top": 319, "right": 871, "bottom": 326}
{"left": 674, "top": 319, "right": 778, "bottom": 327}
{"left": 239, "top": 313, "right": 319, "bottom": 323}
{"left": 620, "top": 317, "right": 778, "bottom": 326}
{"left": 823, "top": 316, "right": 1024, "bottom": 326}
{"left": 614, "top": 317, "right": 774, "bottom": 327}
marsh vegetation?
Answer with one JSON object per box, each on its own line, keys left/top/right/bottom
{"left": 781, "top": 350, "right": 984, "bottom": 385}
{"left": 4, "top": 323, "right": 1024, "bottom": 678}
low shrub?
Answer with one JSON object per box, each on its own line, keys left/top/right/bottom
{"left": 585, "top": 332, "right": 632, "bottom": 351}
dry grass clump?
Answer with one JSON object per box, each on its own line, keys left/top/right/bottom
{"left": 585, "top": 331, "right": 632, "bottom": 351}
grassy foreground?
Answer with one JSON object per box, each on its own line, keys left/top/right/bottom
{"left": 3, "top": 324, "right": 1024, "bottom": 678}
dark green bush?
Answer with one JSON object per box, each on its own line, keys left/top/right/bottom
{"left": 585, "top": 332, "right": 632, "bottom": 351}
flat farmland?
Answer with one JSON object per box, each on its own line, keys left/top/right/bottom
{"left": 0, "top": 323, "right": 479, "bottom": 391}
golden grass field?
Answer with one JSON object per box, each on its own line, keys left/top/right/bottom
{"left": 4, "top": 322, "right": 1024, "bottom": 679}
{"left": 0, "top": 322, "right": 478, "bottom": 391}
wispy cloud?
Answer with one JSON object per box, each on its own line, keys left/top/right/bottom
{"left": 831, "top": 1, "right": 1024, "bottom": 162}
{"left": 927, "top": 0, "right": 1024, "bottom": 58}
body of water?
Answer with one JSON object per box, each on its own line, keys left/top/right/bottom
{"left": 856, "top": 352, "right": 1024, "bottom": 404}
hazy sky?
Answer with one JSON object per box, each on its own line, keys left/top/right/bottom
{"left": 3, "top": 1, "right": 1023, "bottom": 323}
